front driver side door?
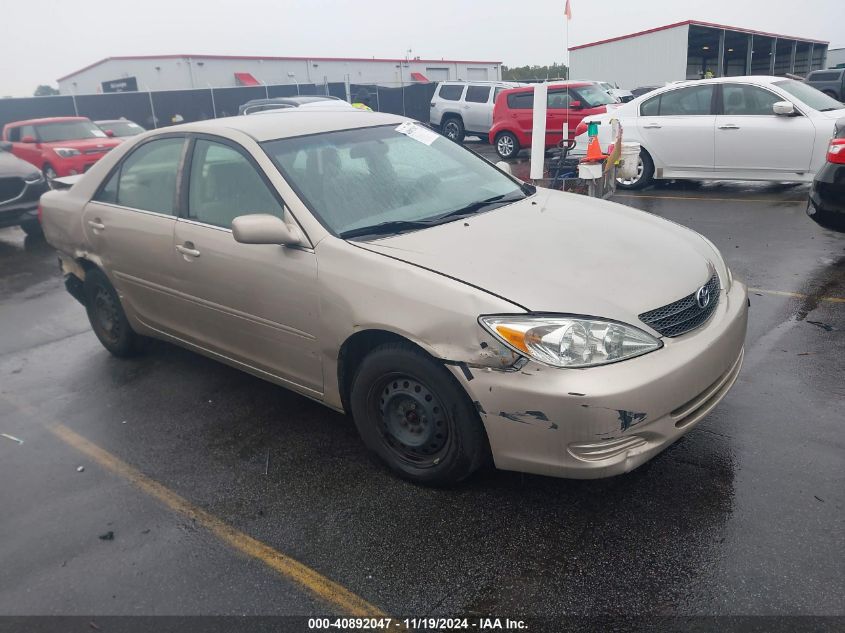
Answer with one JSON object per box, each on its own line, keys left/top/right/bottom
{"left": 170, "top": 136, "right": 322, "bottom": 396}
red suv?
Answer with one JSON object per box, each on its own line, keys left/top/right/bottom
{"left": 489, "top": 82, "right": 616, "bottom": 159}
{"left": 2, "top": 117, "right": 124, "bottom": 179}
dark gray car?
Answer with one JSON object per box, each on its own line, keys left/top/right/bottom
{"left": 805, "top": 69, "right": 845, "bottom": 102}
{"left": 0, "top": 141, "right": 49, "bottom": 235}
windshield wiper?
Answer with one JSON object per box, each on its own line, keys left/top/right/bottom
{"left": 428, "top": 191, "right": 527, "bottom": 223}
{"left": 339, "top": 220, "right": 433, "bottom": 239}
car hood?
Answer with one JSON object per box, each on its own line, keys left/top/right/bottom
{"left": 0, "top": 151, "right": 41, "bottom": 177}
{"left": 819, "top": 107, "right": 845, "bottom": 120}
{"left": 42, "top": 137, "right": 122, "bottom": 151}
{"left": 354, "top": 189, "right": 721, "bottom": 328}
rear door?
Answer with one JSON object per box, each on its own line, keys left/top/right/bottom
{"left": 714, "top": 83, "right": 815, "bottom": 176}
{"left": 81, "top": 136, "right": 186, "bottom": 332}
{"left": 170, "top": 136, "right": 321, "bottom": 395}
{"left": 637, "top": 84, "right": 716, "bottom": 173}
{"left": 462, "top": 84, "right": 493, "bottom": 134}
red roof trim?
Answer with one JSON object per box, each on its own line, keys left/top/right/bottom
{"left": 57, "top": 55, "right": 502, "bottom": 82}
{"left": 568, "top": 19, "right": 828, "bottom": 51}
{"left": 234, "top": 72, "right": 261, "bottom": 86}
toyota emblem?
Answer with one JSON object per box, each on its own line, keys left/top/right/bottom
{"left": 696, "top": 285, "right": 711, "bottom": 309}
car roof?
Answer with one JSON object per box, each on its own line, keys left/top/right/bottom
{"left": 162, "top": 109, "right": 407, "bottom": 142}
{"left": 4, "top": 116, "right": 90, "bottom": 127}
{"left": 439, "top": 80, "right": 521, "bottom": 85}
{"left": 95, "top": 119, "right": 138, "bottom": 124}
{"left": 501, "top": 81, "right": 593, "bottom": 95}
{"left": 243, "top": 96, "right": 340, "bottom": 107}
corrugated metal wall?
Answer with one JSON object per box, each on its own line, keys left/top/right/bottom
{"left": 569, "top": 24, "right": 690, "bottom": 88}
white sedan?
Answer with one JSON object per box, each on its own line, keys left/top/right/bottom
{"left": 576, "top": 76, "right": 845, "bottom": 189}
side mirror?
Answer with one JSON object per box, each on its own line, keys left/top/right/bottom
{"left": 104, "top": 130, "right": 115, "bottom": 137}
{"left": 21, "top": 135, "right": 37, "bottom": 143}
{"left": 495, "top": 160, "right": 513, "bottom": 175}
{"left": 0, "top": 141, "right": 12, "bottom": 152}
{"left": 569, "top": 100, "right": 583, "bottom": 109}
{"left": 232, "top": 213, "right": 305, "bottom": 246}
{"left": 773, "top": 101, "right": 796, "bottom": 116}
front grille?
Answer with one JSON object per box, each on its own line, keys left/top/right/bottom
{"left": 0, "top": 177, "right": 25, "bottom": 203}
{"left": 639, "top": 273, "right": 720, "bottom": 337}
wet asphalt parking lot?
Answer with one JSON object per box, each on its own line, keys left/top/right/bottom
{"left": 0, "top": 143, "right": 843, "bottom": 631}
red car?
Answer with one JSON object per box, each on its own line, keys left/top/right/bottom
{"left": 2, "top": 117, "right": 123, "bottom": 179}
{"left": 489, "top": 82, "right": 616, "bottom": 159}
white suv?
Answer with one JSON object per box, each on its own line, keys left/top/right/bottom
{"left": 429, "top": 80, "right": 523, "bottom": 143}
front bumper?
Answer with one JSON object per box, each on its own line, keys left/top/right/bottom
{"left": 52, "top": 152, "right": 110, "bottom": 177}
{"left": 0, "top": 177, "right": 49, "bottom": 229}
{"left": 448, "top": 280, "right": 749, "bottom": 479}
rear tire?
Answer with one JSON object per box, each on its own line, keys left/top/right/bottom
{"left": 83, "top": 268, "right": 141, "bottom": 357}
{"left": 350, "top": 343, "right": 489, "bottom": 486}
{"left": 616, "top": 149, "right": 654, "bottom": 190}
{"left": 20, "top": 220, "right": 42, "bottom": 237}
{"left": 494, "top": 131, "right": 520, "bottom": 159}
{"left": 441, "top": 116, "right": 465, "bottom": 143}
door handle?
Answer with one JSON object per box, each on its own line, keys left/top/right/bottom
{"left": 642, "top": 123, "right": 662, "bottom": 129}
{"left": 87, "top": 219, "right": 105, "bottom": 231}
{"left": 176, "top": 243, "right": 201, "bottom": 258}
{"left": 718, "top": 124, "right": 740, "bottom": 130}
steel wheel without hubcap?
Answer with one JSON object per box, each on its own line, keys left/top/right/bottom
{"left": 93, "top": 286, "right": 122, "bottom": 346}
{"left": 374, "top": 374, "right": 451, "bottom": 466}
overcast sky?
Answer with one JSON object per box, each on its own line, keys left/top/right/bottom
{"left": 0, "top": 0, "right": 841, "bottom": 96}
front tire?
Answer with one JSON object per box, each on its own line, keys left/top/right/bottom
{"left": 43, "top": 164, "right": 57, "bottom": 181}
{"left": 615, "top": 149, "right": 654, "bottom": 190}
{"left": 494, "top": 131, "right": 520, "bottom": 159}
{"left": 441, "top": 116, "right": 465, "bottom": 143}
{"left": 83, "top": 268, "right": 141, "bottom": 357}
{"left": 350, "top": 343, "right": 489, "bottom": 485}
{"left": 20, "top": 219, "right": 42, "bottom": 237}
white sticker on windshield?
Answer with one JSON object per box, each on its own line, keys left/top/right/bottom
{"left": 395, "top": 121, "right": 439, "bottom": 146}
{"left": 91, "top": 130, "right": 107, "bottom": 137}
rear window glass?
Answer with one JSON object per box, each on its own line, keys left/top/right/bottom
{"left": 654, "top": 85, "right": 714, "bottom": 116}
{"left": 807, "top": 71, "right": 841, "bottom": 81}
{"left": 438, "top": 84, "right": 464, "bottom": 101}
{"left": 507, "top": 92, "right": 534, "bottom": 109}
{"left": 640, "top": 95, "right": 660, "bottom": 116}
{"left": 465, "top": 85, "right": 491, "bottom": 103}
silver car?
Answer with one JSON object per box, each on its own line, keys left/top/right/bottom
{"left": 41, "top": 109, "right": 748, "bottom": 485}
{"left": 429, "top": 80, "right": 523, "bottom": 143}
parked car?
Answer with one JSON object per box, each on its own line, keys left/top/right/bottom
{"left": 489, "top": 82, "right": 617, "bottom": 159}
{"left": 631, "top": 85, "right": 663, "bottom": 99}
{"left": 0, "top": 141, "right": 50, "bottom": 235}
{"left": 575, "top": 76, "right": 845, "bottom": 189}
{"left": 807, "top": 117, "right": 845, "bottom": 232}
{"left": 238, "top": 95, "right": 351, "bottom": 115}
{"left": 805, "top": 68, "right": 845, "bottom": 102}
{"left": 95, "top": 119, "right": 146, "bottom": 138}
{"left": 598, "top": 81, "right": 634, "bottom": 103}
{"left": 40, "top": 109, "right": 747, "bottom": 485}
{"left": 2, "top": 117, "right": 123, "bottom": 180}
{"left": 429, "top": 80, "right": 523, "bottom": 143}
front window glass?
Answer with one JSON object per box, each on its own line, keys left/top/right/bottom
{"left": 263, "top": 125, "right": 524, "bottom": 237}
{"left": 574, "top": 84, "right": 617, "bottom": 107}
{"left": 188, "top": 140, "right": 282, "bottom": 228}
{"left": 773, "top": 79, "right": 844, "bottom": 112}
{"left": 35, "top": 120, "right": 107, "bottom": 142}
{"left": 722, "top": 84, "right": 781, "bottom": 115}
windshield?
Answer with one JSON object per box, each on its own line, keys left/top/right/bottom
{"left": 263, "top": 124, "right": 525, "bottom": 237}
{"left": 101, "top": 121, "right": 144, "bottom": 137}
{"left": 577, "top": 84, "right": 617, "bottom": 106}
{"left": 773, "top": 79, "right": 844, "bottom": 112}
{"left": 36, "top": 120, "right": 107, "bottom": 142}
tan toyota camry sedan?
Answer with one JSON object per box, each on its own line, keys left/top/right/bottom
{"left": 40, "top": 109, "right": 748, "bottom": 485}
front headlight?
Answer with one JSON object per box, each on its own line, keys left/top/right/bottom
{"left": 479, "top": 315, "right": 662, "bottom": 368}
{"left": 24, "top": 172, "right": 44, "bottom": 183}
{"left": 53, "top": 147, "right": 80, "bottom": 158}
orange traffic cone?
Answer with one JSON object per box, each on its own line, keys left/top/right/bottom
{"left": 583, "top": 135, "right": 606, "bottom": 163}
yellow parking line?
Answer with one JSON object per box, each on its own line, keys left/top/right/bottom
{"left": 750, "top": 287, "right": 845, "bottom": 303}
{"left": 3, "top": 395, "right": 391, "bottom": 620}
{"left": 614, "top": 194, "right": 805, "bottom": 203}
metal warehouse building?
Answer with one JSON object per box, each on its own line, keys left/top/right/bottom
{"left": 569, "top": 20, "right": 829, "bottom": 89}
{"left": 56, "top": 55, "right": 502, "bottom": 95}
